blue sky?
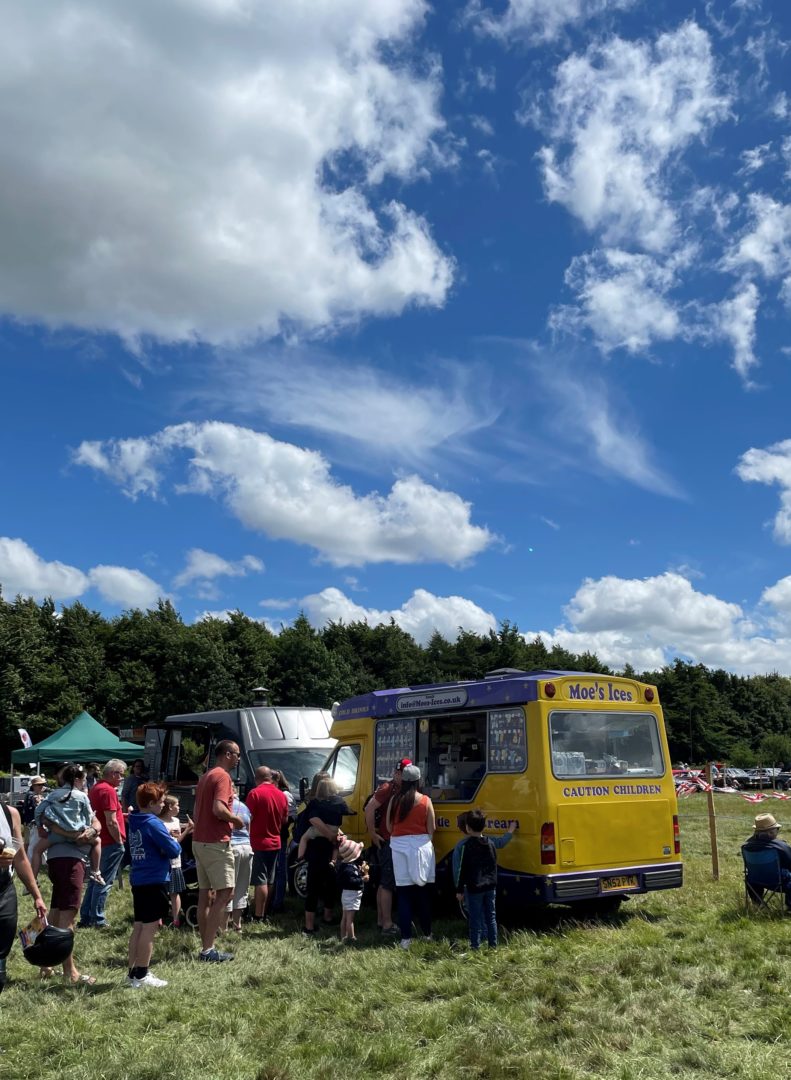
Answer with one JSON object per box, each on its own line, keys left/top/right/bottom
{"left": 2, "top": 0, "right": 791, "bottom": 675}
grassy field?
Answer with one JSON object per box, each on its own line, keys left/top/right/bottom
{"left": 1, "top": 798, "right": 789, "bottom": 1080}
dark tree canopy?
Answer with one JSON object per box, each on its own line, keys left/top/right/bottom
{"left": 0, "top": 591, "right": 788, "bottom": 765}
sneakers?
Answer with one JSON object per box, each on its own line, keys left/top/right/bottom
{"left": 198, "top": 948, "right": 233, "bottom": 963}
{"left": 381, "top": 925, "right": 399, "bottom": 936}
{"left": 126, "top": 972, "right": 168, "bottom": 988}
{"left": 399, "top": 938, "right": 411, "bottom": 950}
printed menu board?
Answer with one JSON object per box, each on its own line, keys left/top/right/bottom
{"left": 375, "top": 718, "right": 416, "bottom": 781}
{"left": 487, "top": 708, "right": 527, "bottom": 773}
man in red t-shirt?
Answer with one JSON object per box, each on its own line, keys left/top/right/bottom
{"left": 79, "top": 758, "right": 128, "bottom": 928}
{"left": 192, "top": 740, "right": 244, "bottom": 962}
{"left": 246, "top": 766, "right": 288, "bottom": 920}
{"left": 364, "top": 758, "right": 411, "bottom": 936}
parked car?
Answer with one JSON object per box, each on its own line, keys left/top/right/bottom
{"left": 723, "top": 768, "right": 751, "bottom": 788}
{"left": 743, "top": 768, "right": 781, "bottom": 789}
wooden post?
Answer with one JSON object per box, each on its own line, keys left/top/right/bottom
{"left": 706, "top": 762, "right": 720, "bottom": 881}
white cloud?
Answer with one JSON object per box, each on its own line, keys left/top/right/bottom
{"left": 713, "top": 282, "right": 760, "bottom": 382}
{"left": 259, "top": 598, "right": 298, "bottom": 611}
{"left": 566, "top": 572, "right": 742, "bottom": 639}
{"left": 173, "top": 548, "right": 264, "bottom": 589}
{"left": 88, "top": 565, "right": 164, "bottom": 609}
{"left": 771, "top": 92, "right": 789, "bottom": 120}
{"left": 738, "top": 143, "right": 772, "bottom": 175}
{"left": 736, "top": 439, "right": 791, "bottom": 543}
{"left": 301, "top": 586, "right": 496, "bottom": 644}
{"left": 0, "top": 1, "right": 453, "bottom": 345}
{"left": 534, "top": 365, "right": 681, "bottom": 497}
{"left": 470, "top": 115, "right": 494, "bottom": 137}
{"left": 723, "top": 195, "right": 791, "bottom": 297}
{"left": 553, "top": 248, "right": 683, "bottom": 353}
{"left": 474, "top": 67, "right": 496, "bottom": 92}
{"left": 527, "top": 571, "right": 791, "bottom": 675}
{"left": 471, "top": 0, "right": 635, "bottom": 44}
{"left": 74, "top": 421, "right": 496, "bottom": 567}
{"left": 536, "top": 22, "right": 729, "bottom": 251}
{"left": 343, "top": 576, "right": 367, "bottom": 593}
{"left": 0, "top": 537, "right": 89, "bottom": 600}
{"left": 761, "top": 576, "right": 791, "bottom": 619}
{"left": 0, "top": 536, "right": 165, "bottom": 608}
{"left": 198, "top": 350, "right": 500, "bottom": 470}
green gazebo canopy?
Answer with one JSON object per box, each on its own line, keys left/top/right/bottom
{"left": 11, "top": 710, "right": 143, "bottom": 766}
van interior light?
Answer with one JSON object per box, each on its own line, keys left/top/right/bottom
{"left": 644, "top": 688, "right": 655, "bottom": 703}
{"left": 544, "top": 682, "right": 556, "bottom": 698}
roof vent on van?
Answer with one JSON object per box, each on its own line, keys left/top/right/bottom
{"left": 484, "top": 668, "right": 529, "bottom": 680}
{"left": 251, "top": 686, "right": 271, "bottom": 707}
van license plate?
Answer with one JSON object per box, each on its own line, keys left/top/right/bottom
{"left": 601, "top": 875, "right": 638, "bottom": 892}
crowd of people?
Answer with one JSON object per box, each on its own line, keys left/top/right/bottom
{"left": 0, "top": 746, "right": 515, "bottom": 992}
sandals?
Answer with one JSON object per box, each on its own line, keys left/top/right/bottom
{"left": 63, "top": 973, "right": 97, "bottom": 985}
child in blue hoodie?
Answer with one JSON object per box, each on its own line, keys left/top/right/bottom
{"left": 126, "top": 782, "right": 181, "bottom": 989}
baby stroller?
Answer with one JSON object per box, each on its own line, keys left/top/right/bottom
{"left": 178, "top": 835, "right": 200, "bottom": 929}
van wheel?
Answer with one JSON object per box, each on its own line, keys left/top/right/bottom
{"left": 289, "top": 860, "right": 309, "bottom": 900}
{"left": 569, "top": 897, "right": 624, "bottom": 918}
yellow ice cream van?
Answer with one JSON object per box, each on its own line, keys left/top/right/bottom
{"left": 324, "top": 668, "right": 682, "bottom": 914}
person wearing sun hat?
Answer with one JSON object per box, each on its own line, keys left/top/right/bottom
{"left": 335, "top": 835, "right": 369, "bottom": 943}
{"left": 21, "top": 777, "right": 48, "bottom": 863}
{"left": 742, "top": 812, "right": 791, "bottom": 910}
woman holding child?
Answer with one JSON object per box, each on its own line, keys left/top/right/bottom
{"left": 39, "top": 764, "right": 102, "bottom": 983}
{"left": 387, "top": 765, "right": 436, "bottom": 950}
{"left": 301, "top": 776, "right": 351, "bottom": 935}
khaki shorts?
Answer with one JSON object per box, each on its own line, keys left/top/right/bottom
{"left": 193, "top": 841, "right": 235, "bottom": 891}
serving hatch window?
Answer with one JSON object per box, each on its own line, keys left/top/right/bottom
{"left": 549, "top": 711, "right": 664, "bottom": 779}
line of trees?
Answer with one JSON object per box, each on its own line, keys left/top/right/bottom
{"left": 2, "top": 592, "right": 791, "bottom": 767}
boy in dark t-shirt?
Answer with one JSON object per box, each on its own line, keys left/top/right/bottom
{"left": 455, "top": 809, "right": 514, "bottom": 950}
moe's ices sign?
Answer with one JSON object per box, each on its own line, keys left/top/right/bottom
{"left": 564, "top": 680, "right": 634, "bottom": 702}
{"left": 396, "top": 688, "right": 469, "bottom": 713}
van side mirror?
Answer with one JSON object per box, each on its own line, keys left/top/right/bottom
{"left": 299, "top": 776, "right": 309, "bottom": 802}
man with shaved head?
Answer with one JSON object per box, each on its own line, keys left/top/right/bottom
{"left": 246, "top": 765, "right": 288, "bottom": 921}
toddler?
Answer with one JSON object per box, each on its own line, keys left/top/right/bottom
{"left": 160, "top": 795, "right": 192, "bottom": 927}
{"left": 297, "top": 824, "right": 345, "bottom": 862}
{"left": 32, "top": 764, "right": 104, "bottom": 884}
{"left": 335, "top": 836, "right": 369, "bottom": 942}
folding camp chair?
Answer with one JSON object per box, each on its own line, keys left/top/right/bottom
{"left": 742, "top": 846, "right": 787, "bottom": 915}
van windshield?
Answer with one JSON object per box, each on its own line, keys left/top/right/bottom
{"left": 247, "top": 749, "right": 331, "bottom": 794}
{"left": 549, "top": 711, "right": 664, "bottom": 779}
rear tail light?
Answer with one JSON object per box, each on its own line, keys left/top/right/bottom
{"left": 673, "top": 814, "right": 681, "bottom": 855}
{"left": 540, "top": 821, "right": 556, "bottom": 864}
